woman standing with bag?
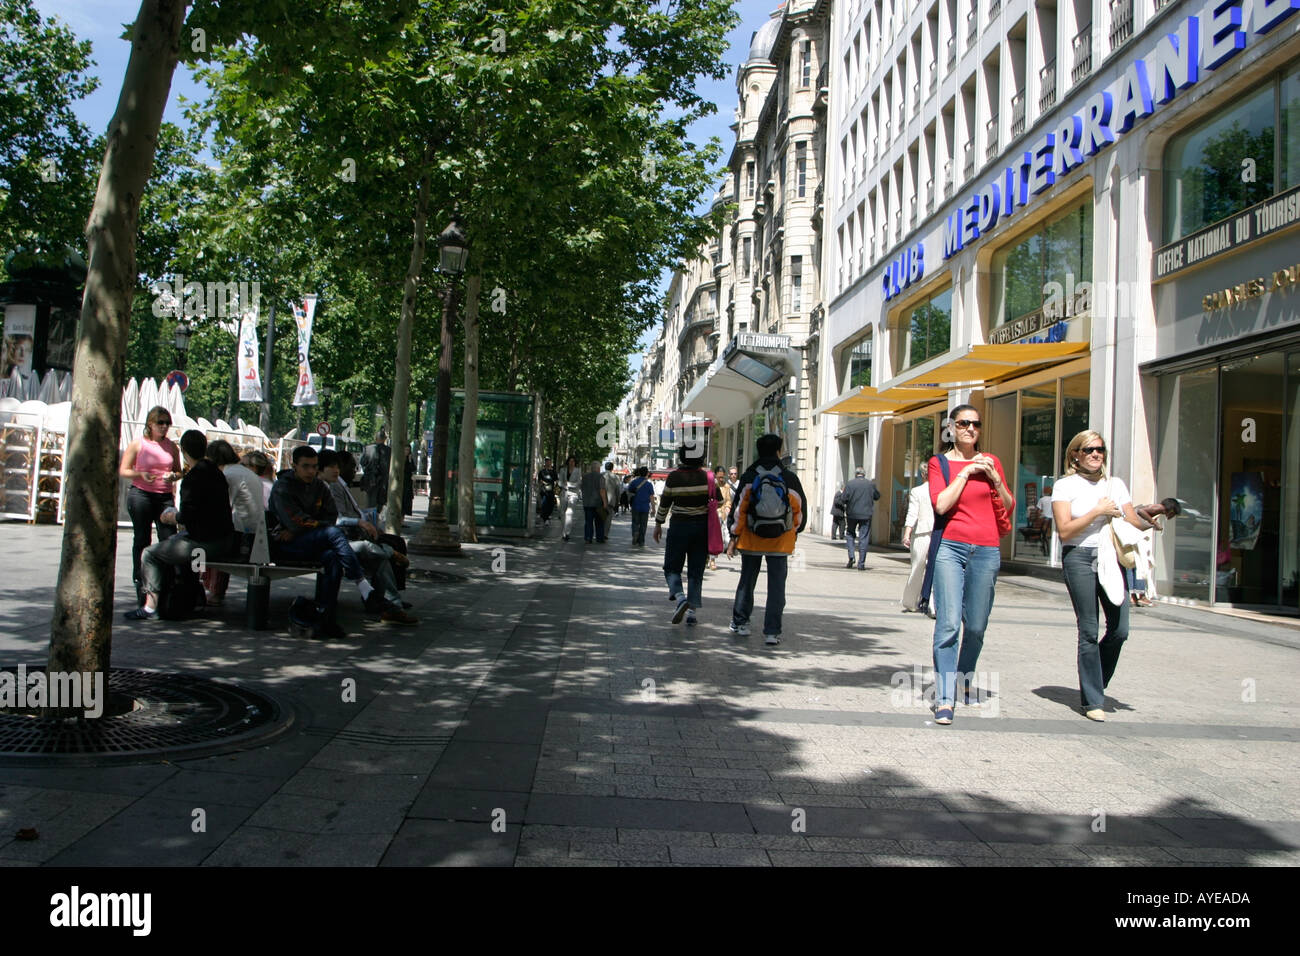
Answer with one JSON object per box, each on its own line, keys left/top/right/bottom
{"left": 1052, "top": 431, "right": 1147, "bottom": 721}
{"left": 928, "top": 404, "right": 1014, "bottom": 725}
{"left": 707, "top": 465, "right": 732, "bottom": 571}
{"left": 119, "top": 405, "right": 182, "bottom": 606}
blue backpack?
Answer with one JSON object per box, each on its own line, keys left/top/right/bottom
{"left": 749, "top": 465, "right": 792, "bottom": 538}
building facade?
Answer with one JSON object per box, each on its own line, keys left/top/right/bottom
{"left": 814, "top": 0, "right": 1299, "bottom": 609}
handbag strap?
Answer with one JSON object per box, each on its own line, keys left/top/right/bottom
{"left": 918, "top": 455, "right": 953, "bottom": 609}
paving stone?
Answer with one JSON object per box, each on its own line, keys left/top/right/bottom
{"left": 279, "top": 768, "right": 426, "bottom": 803}
{"left": 713, "top": 833, "right": 810, "bottom": 851}
{"left": 617, "top": 828, "right": 716, "bottom": 846}
{"left": 46, "top": 798, "right": 252, "bottom": 866}
{"left": 381, "top": 819, "right": 519, "bottom": 866}
{"left": 526, "top": 794, "right": 754, "bottom": 832}
{"left": 769, "top": 850, "right": 876, "bottom": 866}
{"left": 244, "top": 794, "right": 410, "bottom": 834}
{"left": 407, "top": 787, "right": 529, "bottom": 824}
{"left": 570, "top": 841, "right": 671, "bottom": 862}
{"left": 668, "top": 846, "right": 772, "bottom": 866}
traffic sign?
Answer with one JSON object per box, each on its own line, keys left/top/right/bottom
{"left": 166, "top": 370, "right": 189, "bottom": 392}
{"left": 316, "top": 422, "right": 330, "bottom": 436}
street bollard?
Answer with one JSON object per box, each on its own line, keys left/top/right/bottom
{"left": 246, "top": 576, "right": 271, "bottom": 630}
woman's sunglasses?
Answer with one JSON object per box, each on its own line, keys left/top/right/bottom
{"left": 953, "top": 419, "right": 982, "bottom": 430}
{"left": 1080, "top": 445, "right": 1106, "bottom": 455}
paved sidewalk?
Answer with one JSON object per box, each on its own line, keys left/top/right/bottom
{"left": 1, "top": 508, "right": 1297, "bottom": 867}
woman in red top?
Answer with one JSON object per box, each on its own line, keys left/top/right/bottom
{"left": 119, "top": 405, "right": 182, "bottom": 605}
{"left": 927, "top": 404, "right": 1014, "bottom": 725}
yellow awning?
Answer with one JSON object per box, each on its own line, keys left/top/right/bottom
{"left": 892, "top": 342, "right": 1088, "bottom": 389}
{"left": 813, "top": 384, "right": 950, "bottom": 417}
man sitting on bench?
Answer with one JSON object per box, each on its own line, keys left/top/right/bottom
{"left": 318, "top": 449, "right": 417, "bottom": 626}
{"left": 126, "top": 430, "right": 235, "bottom": 621}
{"left": 268, "top": 445, "right": 381, "bottom": 639}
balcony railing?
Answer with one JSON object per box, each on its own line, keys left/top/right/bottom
{"left": 985, "top": 117, "right": 998, "bottom": 162}
{"left": 929, "top": 71, "right": 937, "bottom": 96}
{"left": 926, "top": 179, "right": 935, "bottom": 214}
{"left": 989, "top": 0, "right": 1001, "bottom": 18}
{"left": 1039, "top": 58, "right": 1057, "bottom": 112}
{"left": 912, "top": 82, "right": 920, "bottom": 114}
{"left": 963, "top": 140, "right": 975, "bottom": 180}
{"left": 1155, "top": 0, "right": 1173, "bottom": 7}
{"left": 1109, "top": 0, "right": 1134, "bottom": 51}
{"left": 1010, "top": 89, "right": 1026, "bottom": 138}
{"left": 1071, "top": 25, "right": 1093, "bottom": 86}
{"left": 947, "top": 36, "right": 956, "bottom": 71}
{"left": 967, "top": 10, "right": 978, "bottom": 44}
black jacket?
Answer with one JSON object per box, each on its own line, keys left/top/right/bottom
{"left": 842, "top": 477, "right": 879, "bottom": 519}
{"left": 268, "top": 468, "right": 338, "bottom": 538}
{"left": 177, "top": 459, "right": 234, "bottom": 542}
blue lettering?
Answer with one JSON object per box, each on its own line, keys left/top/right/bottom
{"left": 943, "top": 211, "right": 964, "bottom": 258}
{"left": 1206, "top": 0, "right": 1246, "bottom": 69}
{"left": 1148, "top": 17, "right": 1200, "bottom": 105}
{"left": 1254, "top": 0, "right": 1300, "bottom": 33}
{"left": 961, "top": 194, "right": 982, "bottom": 245}
{"left": 978, "top": 182, "right": 1001, "bottom": 233}
{"left": 1081, "top": 92, "right": 1115, "bottom": 156}
{"left": 1114, "top": 60, "right": 1154, "bottom": 133}
{"left": 908, "top": 243, "right": 925, "bottom": 283}
{"left": 1028, "top": 133, "right": 1055, "bottom": 195}
{"left": 1051, "top": 115, "right": 1084, "bottom": 177}
{"left": 1002, "top": 152, "right": 1033, "bottom": 215}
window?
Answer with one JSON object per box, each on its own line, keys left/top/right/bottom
{"left": 742, "top": 237, "right": 752, "bottom": 278}
{"left": 791, "top": 256, "right": 803, "bottom": 312}
{"left": 849, "top": 337, "right": 873, "bottom": 388}
{"left": 796, "top": 142, "right": 808, "bottom": 197}
{"left": 801, "top": 40, "right": 812, "bottom": 88}
{"left": 993, "top": 202, "right": 1092, "bottom": 325}
{"left": 746, "top": 161, "right": 756, "bottom": 199}
{"left": 894, "top": 287, "right": 952, "bottom": 370}
{"left": 1163, "top": 66, "right": 1300, "bottom": 243}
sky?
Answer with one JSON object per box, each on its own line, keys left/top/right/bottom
{"left": 31, "top": 0, "right": 785, "bottom": 375}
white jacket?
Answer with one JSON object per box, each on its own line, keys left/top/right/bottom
{"left": 904, "top": 482, "right": 934, "bottom": 536}
{"left": 1099, "top": 515, "right": 1145, "bottom": 606}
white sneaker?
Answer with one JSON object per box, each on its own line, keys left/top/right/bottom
{"left": 729, "top": 622, "right": 751, "bottom": 636}
{"left": 764, "top": 633, "right": 780, "bottom": 646}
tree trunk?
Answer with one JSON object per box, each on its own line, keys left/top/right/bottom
{"left": 383, "top": 145, "right": 433, "bottom": 534}
{"left": 456, "top": 274, "right": 482, "bottom": 543}
{"left": 47, "top": 0, "right": 188, "bottom": 699}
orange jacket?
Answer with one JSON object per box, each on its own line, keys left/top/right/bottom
{"left": 730, "top": 477, "right": 803, "bottom": 555}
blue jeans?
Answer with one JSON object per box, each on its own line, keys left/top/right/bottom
{"left": 663, "top": 517, "right": 707, "bottom": 609}
{"left": 732, "top": 553, "right": 788, "bottom": 636}
{"left": 583, "top": 506, "right": 606, "bottom": 542}
{"left": 631, "top": 511, "right": 649, "bottom": 544}
{"left": 931, "top": 539, "right": 1001, "bottom": 706}
{"left": 845, "top": 517, "right": 871, "bottom": 566}
{"left": 1063, "top": 546, "right": 1129, "bottom": 710}
{"left": 274, "top": 526, "right": 365, "bottom": 615}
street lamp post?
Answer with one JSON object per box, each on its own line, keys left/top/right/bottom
{"left": 320, "top": 385, "right": 333, "bottom": 433}
{"left": 409, "top": 216, "right": 469, "bottom": 556}
{"left": 173, "top": 321, "right": 193, "bottom": 370}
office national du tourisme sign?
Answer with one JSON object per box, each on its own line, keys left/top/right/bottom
{"left": 1153, "top": 183, "right": 1300, "bottom": 280}
{"left": 941, "top": 0, "right": 1298, "bottom": 263}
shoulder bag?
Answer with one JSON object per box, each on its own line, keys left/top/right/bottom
{"left": 1108, "top": 478, "right": 1138, "bottom": 569}
{"left": 706, "top": 469, "right": 725, "bottom": 555}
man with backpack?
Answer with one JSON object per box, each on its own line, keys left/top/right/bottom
{"left": 726, "top": 433, "right": 805, "bottom": 646}
{"left": 842, "top": 466, "right": 880, "bottom": 570}
{"left": 626, "top": 466, "right": 654, "bottom": 546}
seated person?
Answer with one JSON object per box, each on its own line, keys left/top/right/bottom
{"left": 338, "top": 450, "right": 409, "bottom": 585}
{"left": 318, "top": 449, "right": 416, "bottom": 625}
{"left": 126, "top": 430, "right": 236, "bottom": 621}
{"left": 241, "top": 449, "right": 275, "bottom": 509}
{"left": 200, "top": 439, "right": 267, "bottom": 605}
{"left": 267, "top": 445, "right": 380, "bottom": 639}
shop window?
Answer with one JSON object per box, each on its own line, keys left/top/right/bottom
{"left": 1155, "top": 367, "right": 1218, "bottom": 602}
{"left": 1284, "top": 64, "right": 1300, "bottom": 192}
{"left": 848, "top": 336, "right": 872, "bottom": 389}
{"left": 895, "top": 287, "right": 952, "bottom": 370}
{"left": 1162, "top": 78, "right": 1278, "bottom": 244}
{"left": 993, "top": 202, "right": 1092, "bottom": 327}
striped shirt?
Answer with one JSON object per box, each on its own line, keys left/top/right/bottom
{"left": 654, "top": 467, "right": 719, "bottom": 524}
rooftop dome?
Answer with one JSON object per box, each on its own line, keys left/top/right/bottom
{"left": 746, "top": 5, "right": 785, "bottom": 65}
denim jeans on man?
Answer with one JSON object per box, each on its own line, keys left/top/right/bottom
{"left": 274, "top": 526, "right": 366, "bottom": 615}
{"left": 931, "top": 539, "right": 1000, "bottom": 705}
{"left": 845, "top": 516, "right": 871, "bottom": 567}
{"left": 630, "top": 510, "right": 649, "bottom": 545}
{"left": 1062, "top": 545, "right": 1129, "bottom": 710}
{"left": 141, "top": 532, "right": 235, "bottom": 597}
{"left": 662, "top": 516, "right": 707, "bottom": 609}
{"left": 732, "top": 553, "right": 788, "bottom": 637}
{"left": 127, "top": 486, "right": 176, "bottom": 594}
{"left": 583, "top": 506, "right": 606, "bottom": 543}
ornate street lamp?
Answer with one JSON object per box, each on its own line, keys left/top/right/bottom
{"left": 409, "top": 216, "right": 470, "bottom": 555}
{"left": 173, "top": 321, "right": 193, "bottom": 370}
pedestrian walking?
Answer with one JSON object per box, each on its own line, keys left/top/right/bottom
{"left": 900, "top": 479, "right": 934, "bottom": 613}
{"left": 1052, "top": 430, "right": 1149, "bottom": 721}
{"left": 830, "top": 484, "right": 847, "bottom": 539}
{"left": 581, "top": 461, "right": 608, "bottom": 543}
{"left": 559, "top": 456, "right": 582, "bottom": 542}
{"left": 626, "top": 466, "right": 654, "bottom": 546}
{"left": 602, "top": 462, "right": 622, "bottom": 540}
{"left": 841, "top": 467, "right": 879, "bottom": 569}
{"left": 928, "top": 405, "right": 1015, "bottom": 725}
{"left": 708, "top": 464, "right": 733, "bottom": 571}
{"left": 359, "top": 431, "right": 392, "bottom": 512}
{"left": 653, "top": 444, "right": 719, "bottom": 627}
{"left": 726, "top": 433, "right": 805, "bottom": 646}
{"left": 536, "top": 458, "right": 558, "bottom": 523}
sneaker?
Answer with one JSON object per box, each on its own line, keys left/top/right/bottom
{"left": 672, "top": 598, "right": 690, "bottom": 624}
{"left": 764, "top": 633, "right": 780, "bottom": 646}
{"left": 124, "top": 607, "right": 158, "bottom": 621}
{"left": 729, "top": 622, "right": 752, "bottom": 637}
{"left": 381, "top": 609, "right": 419, "bottom": 626}
{"left": 318, "top": 618, "right": 347, "bottom": 640}
{"left": 685, "top": 611, "right": 697, "bottom": 626}
{"left": 934, "top": 706, "right": 954, "bottom": 725}
{"left": 846, "top": 559, "right": 855, "bottom": 569}
{"left": 1084, "top": 708, "right": 1106, "bottom": 722}
{"left": 364, "top": 590, "right": 387, "bottom": 614}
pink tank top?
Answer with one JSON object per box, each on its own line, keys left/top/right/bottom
{"left": 132, "top": 438, "right": 178, "bottom": 494}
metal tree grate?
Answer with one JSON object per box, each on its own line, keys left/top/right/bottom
{"left": 0, "top": 667, "right": 294, "bottom": 766}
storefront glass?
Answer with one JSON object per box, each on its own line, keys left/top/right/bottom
{"left": 993, "top": 202, "right": 1092, "bottom": 325}
{"left": 893, "top": 288, "right": 952, "bottom": 371}
{"left": 1015, "top": 386, "right": 1057, "bottom": 560}
{"left": 1285, "top": 352, "right": 1300, "bottom": 608}
{"left": 890, "top": 421, "right": 912, "bottom": 542}
{"left": 1155, "top": 368, "right": 1218, "bottom": 602}
{"left": 1285, "top": 64, "right": 1300, "bottom": 190}
{"left": 1163, "top": 79, "right": 1277, "bottom": 243}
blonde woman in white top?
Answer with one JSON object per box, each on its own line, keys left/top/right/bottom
{"left": 1051, "top": 430, "right": 1148, "bottom": 722}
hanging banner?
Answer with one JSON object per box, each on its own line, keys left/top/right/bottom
{"left": 292, "top": 294, "right": 318, "bottom": 407}
{"left": 237, "top": 304, "right": 263, "bottom": 402}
